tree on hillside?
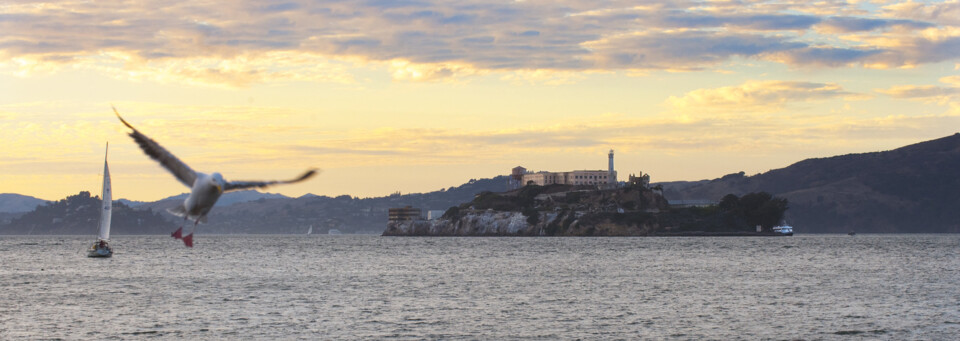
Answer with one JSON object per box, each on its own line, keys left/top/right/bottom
{"left": 719, "top": 194, "right": 740, "bottom": 211}
{"left": 719, "top": 192, "right": 788, "bottom": 231}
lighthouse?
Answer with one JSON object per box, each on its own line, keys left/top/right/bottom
{"left": 608, "top": 149, "right": 616, "bottom": 188}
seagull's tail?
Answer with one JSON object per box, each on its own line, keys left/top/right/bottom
{"left": 166, "top": 206, "right": 188, "bottom": 218}
{"left": 167, "top": 206, "right": 207, "bottom": 224}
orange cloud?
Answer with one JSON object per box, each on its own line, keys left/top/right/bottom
{"left": 666, "top": 80, "right": 858, "bottom": 114}
{"left": 941, "top": 75, "right": 960, "bottom": 86}
{"left": 876, "top": 85, "right": 959, "bottom": 98}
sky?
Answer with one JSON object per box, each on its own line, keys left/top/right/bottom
{"left": 2, "top": 0, "right": 960, "bottom": 201}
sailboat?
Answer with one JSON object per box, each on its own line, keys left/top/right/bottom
{"left": 87, "top": 143, "right": 113, "bottom": 258}
{"left": 307, "top": 225, "right": 313, "bottom": 235}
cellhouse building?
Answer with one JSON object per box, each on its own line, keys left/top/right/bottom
{"left": 510, "top": 150, "right": 618, "bottom": 190}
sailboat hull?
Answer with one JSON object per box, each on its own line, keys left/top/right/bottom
{"left": 87, "top": 243, "right": 113, "bottom": 258}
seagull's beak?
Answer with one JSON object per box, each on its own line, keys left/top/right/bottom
{"left": 215, "top": 184, "right": 222, "bottom": 193}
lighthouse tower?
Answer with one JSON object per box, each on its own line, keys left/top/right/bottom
{"left": 608, "top": 149, "right": 616, "bottom": 188}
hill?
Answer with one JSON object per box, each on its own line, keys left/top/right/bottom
{"left": 0, "top": 193, "right": 49, "bottom": 213}
{"left": 7, "top": 133, "right": 960, "bottom": 235}
{"left": 0, "top": 191, "right": 175, "bottom": 235}
{"left": 186, "top": 176, "right": 511, "bottom": 234}
{"left": 137, "top": 190, "right": 290, "bottom": 208}
{"left": 0, "top": 176, "right": 511, "bottom": 235}
{"left": 659, "top": 133, "right": 960, "bottom": 233}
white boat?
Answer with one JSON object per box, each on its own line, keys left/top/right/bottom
{"left": 307, "top": 225, "right": 313, "bottom": 235}
{"left": 773, "top": 225, "right": 794, "bottom": 236}
{"left": 328, "top": 229, "right": 342, "bottom": 235}
{"left": 88, "top": 143, "right": 113, "bottom": 258}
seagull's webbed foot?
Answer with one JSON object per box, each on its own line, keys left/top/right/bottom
{"left": 173, "top": 216, "right": 188, "bottom": 240}
{"left": 181, "top": 219, "right": 200, "bottom": 248}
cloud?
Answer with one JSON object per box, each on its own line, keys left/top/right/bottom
{"left": 263, "top": 3, "right": 301, "bottom": 13}
{"left": 871, "top": 27, "right": 960, "bottom": 67}
{"left": 883, "top": 1, "right": 960, "bottom": 26}
{"left": 805, "top": 113, "right": 960, "bottom": 142}
{"left": 583, "top": 30, "right": 806, "bottom": 70}
{"left": 1, "top": 0, "right": 958, "bottom": 84}
{"left": 606, "top": 11, "right": 823, "bottom": 31}
{"left": 876, "top": 85, "right": 960, "bottom": 99}
{"left": 941, "top": 75, "right": 960, "bottom": 87}
{"left": 764, "top": 46, "right": 885, "bottom": 67}
{"left": 275, "top": 111, "right": 960, "bottom": 164}
{"left": 3, "top": 50, "right": 358, "bottom": 87}
{"left": 815, "top": 16, "right": 933, "bottom": 33}
{"left": 389, "top": 59, "right": 482, "bottom": 82}
{"left": 499, "top": 69, "right": 586, "bottom": 85}
{"left": 666, "top": 80, "right": 857, "bottom": 114}
{"left": 875, "top": 74, "right": 960, "bottom": 106}
{"left": 2, "top": 100, "right": 958, "bottom": 180}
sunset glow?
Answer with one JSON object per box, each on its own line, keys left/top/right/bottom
{"left": 3, "top": 0, "right": 959, "bottom": 201}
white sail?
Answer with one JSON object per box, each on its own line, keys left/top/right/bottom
{"left": 98, "top": 144, "right": 112, "bottom": 241}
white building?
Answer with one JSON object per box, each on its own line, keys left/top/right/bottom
{"left": 515, "top": 150, "right": 618, "bottom": 189}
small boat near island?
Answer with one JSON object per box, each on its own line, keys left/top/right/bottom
{"left": 328, "top": 228, "right": 342, "bottom": 235}
{"left": 87, "top": 143, "right": 113, "bottom": 258}
{"left": 773, "top": 225, "right": 793, "bottom": 236}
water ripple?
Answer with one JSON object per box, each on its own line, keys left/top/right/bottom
{"left": 1, "top": 234, "right": 958, "bottom": 339}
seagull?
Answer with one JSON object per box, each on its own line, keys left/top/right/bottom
{"left": 114, "top": 107, "right": 317, "bottom": 247}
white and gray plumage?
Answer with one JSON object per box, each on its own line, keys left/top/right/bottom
{"left": 114, "top": 107, "right": 317, "bottom": 247}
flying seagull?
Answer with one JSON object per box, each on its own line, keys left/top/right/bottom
{"left": 114, "top": 107, "right": 317, "bottom": 247}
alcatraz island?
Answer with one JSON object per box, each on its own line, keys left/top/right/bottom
{"left": 383, "top": 150, "right": 788, "bottom": 237}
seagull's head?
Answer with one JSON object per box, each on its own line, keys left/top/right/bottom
{"left": 210, "top": 172, "right": 225, "bottom": 193}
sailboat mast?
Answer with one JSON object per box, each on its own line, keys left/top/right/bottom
{"left": 94, "top": 143, "right": 105, "bottom": 237}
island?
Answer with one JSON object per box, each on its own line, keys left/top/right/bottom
{"left": 382, "top": 183, "right": 789, "bottom": 237}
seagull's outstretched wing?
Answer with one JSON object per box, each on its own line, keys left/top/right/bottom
{"left": 223, "top": 169, "right": 318, "bottom": 192}
{"left": 114, "top": 107, "right": 198, "bottom": 187}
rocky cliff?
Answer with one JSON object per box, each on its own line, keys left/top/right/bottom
{"left": 384, "top": 209, "right": 683, "bottom": 236}
{"left": 383, "top": 185, "right": 787, "bottom": 237}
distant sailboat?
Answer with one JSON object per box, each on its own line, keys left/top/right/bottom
{"left": 307, "top": 225, "right": 313, "bottom": 235}
{"left": 88, "top": 143, "right": 113, "bottom": 258}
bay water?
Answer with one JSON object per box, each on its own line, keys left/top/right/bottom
{"left": 1, "top": 234, "right": 958, "bottom": 339}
